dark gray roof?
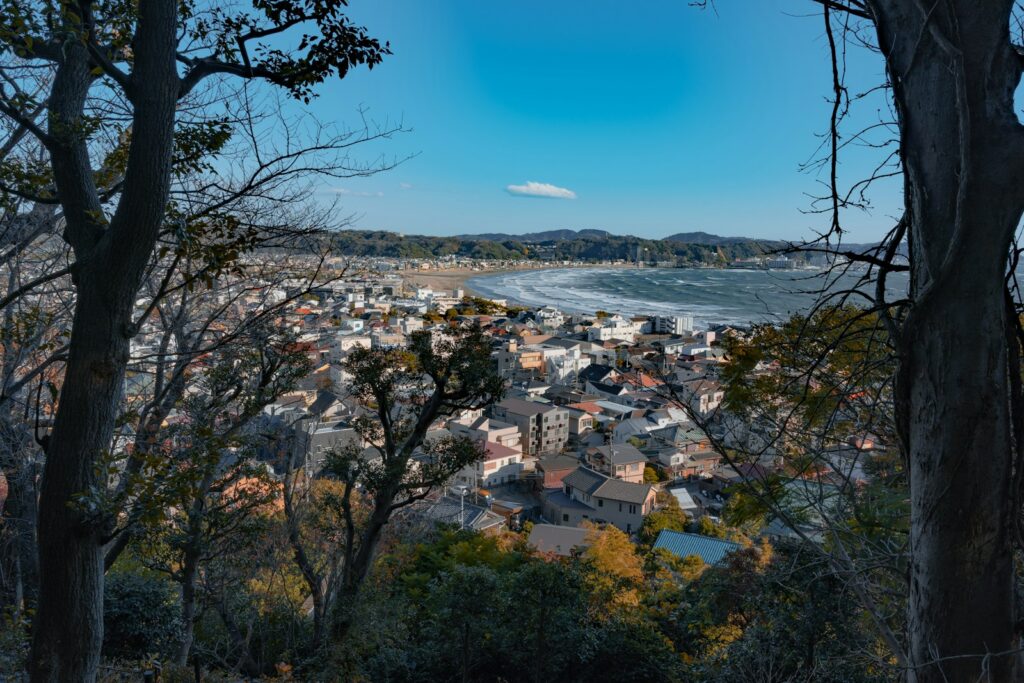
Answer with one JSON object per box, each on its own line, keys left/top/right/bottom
{"left": 411, "top": 496, "right": 506, "bottom": 531}
{"left": 528, "top": 524, "right": 590, "bottom": 557}
{"left": 537, "top": 454, "right": 581, "bottom": 472}
{"left": 562, "top": 467, "right": 606, "bottom": 495}
{"left": 579, "top": 364, "right": 616, "bottom": 383}
{"left": 542, "top": 489, "right": 593, "bottom": 512}
{"left": 594, "top": 477, "right": 653, "bottom": 505}
{"left": 308, "top": 390, "right": 340, "bottom": 416}
{"left": 594, "top": 443, "right": 646, "bottom": 465}
{"left": 563, "top": 466, "right": 653, "bottom": 505}
{"left": 689, "top": 450, "right": 722, "bottom": 462}
{"left": 541, "top": 338, "right": 583, "bottom": 350}
{"left": 495, "top": 396, "right": 560, "bottom": 416}
{"left": 588, "top": 381, "right": 629, "bottom": 396}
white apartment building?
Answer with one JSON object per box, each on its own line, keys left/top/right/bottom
{"left": 652, "top": 315, "right": 694, "bottom": 335}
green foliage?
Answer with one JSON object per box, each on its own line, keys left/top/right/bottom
{"left": 325, "top": 229, "right": 783, "bottom": 262}
{"left": 362, "top": 528, "right": 684, "bottom": 683}
{"left": 643, "top": 464, "right": 661, "bottom": 483}
{"left": 338, "top": 324, "right": 504, "bottom": 498}
{"left": 0, "top": 609, "right": 29, "bottom": 677}
{"left": 103, "top": 572, "right": 181, "bottom": 659}
{"left": 693, "top": 515, "right": 730, "bottom": 539}
{"left": 580, "top": 616, "right": 682, "bottom": 683}
{"left": 639, "top": 495, "right": 689, "bottom": 546}
{"left": 459, "top": 296, "right": 505, "bottom": 315}
{"left": 580, "top": 525, "right": 645, "bottom": 611}
{"left": 677, "top": 543, "right": 893, "bottom": 682}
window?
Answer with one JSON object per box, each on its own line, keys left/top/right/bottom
{"left": 619, "top": 503, "right": 623, "bottom": 512}
{"left": 629, "top": 504, "right": 637, "bottom": 514}
{"left": 598, "top": 499, "right": 604, "bottom": 507}
{"left": 562, "top": 514, "right": 569, "bottom": 522}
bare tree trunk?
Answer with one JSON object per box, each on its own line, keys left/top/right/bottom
{"left": 28, "top": 1, "right": 179, "bottom": 678}
{"left": 215, "top": 600, "right": 263, "bottom": 678}
{"left": 330, "top": 493, "right": 392, "bottom": 643}
{"left": 868, "top": 1, "right": 1024, "bottom": 679}
{"left": 0, "top": 439, "right": 38, "bottom": 616}
{"left": 176, "top": 550, "right": 200, "bottom": 666}
{"left": 30, "top": 284, "right": 133, "bottom": 680}
{"left": 282, "top": 464, "right": 328, "bottom": 651}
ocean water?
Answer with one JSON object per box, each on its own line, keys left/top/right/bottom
{"left": 466, "top": 267, "right": 910, "bottom": 328}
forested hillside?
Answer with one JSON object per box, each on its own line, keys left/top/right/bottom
{"left": 326, "top": 229, "right": 785, "bottom": 262}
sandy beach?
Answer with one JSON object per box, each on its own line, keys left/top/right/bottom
{"left": 400, "top": 263, "right": 624, "bottom": 296}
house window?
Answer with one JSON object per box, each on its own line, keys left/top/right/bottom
{"left": 562, "top": 513, "right": 569, "bottom": 522}
{"left": 598, "top": 499, "right": 603, "bottom": 507}
{"left": 629, "top": 504, "right": 637, "bottom": 514}
{"left": 618, "top": 503, "right": 623, "bottom": 512}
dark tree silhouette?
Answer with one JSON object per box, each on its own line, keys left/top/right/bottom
{"left": 0, "top": 1, "right": 390, "bottom": 680}
{"left": 816, "top": 2, "right": 1024, "bottom": 680}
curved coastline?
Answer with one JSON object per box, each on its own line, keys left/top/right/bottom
{"left": 466, "top": 266, "right": 905, "bottom": 328}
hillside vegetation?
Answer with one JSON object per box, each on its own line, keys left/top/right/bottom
{"left": 326, "top": 229, "right": 786, "bottom": 262}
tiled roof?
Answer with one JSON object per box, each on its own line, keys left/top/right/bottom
{"left": 528, "top": 524, "right": 590, "bottom": 557}
{"left": 495, "top": 397, "right": 559, "bottom": 416}
{"left": 564, "top": 466, "right": 653, "bottom": 505}
{"left": 483, "top": 441, "right": 520, "bottom": 461}
{"left": 594, "top": 477, "right": 653, "bottom": 505}
{"left": 562, "top": 467, "right": 605, "bottom": 495}
{"left": 653, "top": 530, "right": 740, "bottom": 565}
{"left": 537, "top": 454, "right": 581, "bottom": 472}
{"left": 566, "top": 401, "right": 604, "bottom": 415}
{"left": 593, "top": 443, "right": 646, "bottom": 465}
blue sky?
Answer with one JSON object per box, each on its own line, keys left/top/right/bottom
{"left": 304, "top": 1, "right": 900, "bottom": 242}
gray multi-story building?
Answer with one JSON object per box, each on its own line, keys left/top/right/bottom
{"left": 490, "top": 397, "right": 569, "bottom": 456}
{"left": 292, "top": 417, "right": 362, "bottom": 475}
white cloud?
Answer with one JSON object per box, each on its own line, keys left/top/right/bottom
{"left": 506, "top": 181, "right": 577, "bottom": 200}
{"left": 399, "top": 182, "right": 413, "bottom": 190}
{"left": 328, "top": 187, "right": 384, "bottom": 198}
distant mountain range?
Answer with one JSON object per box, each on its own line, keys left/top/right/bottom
{"left": 455, "top": 228, "right": 769, "bottom": 246}
{"left": 455, "top": 228, "right": 615, "bottom": 242}
{"left": 661, "top": 231, "right": 766, "bottom": 246}
{"left": 324, "top": 228, "right": 789, "bottom": 263}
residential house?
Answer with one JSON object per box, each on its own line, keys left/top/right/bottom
{"left": 448, "top": 413, "right": 522, "bottom": 451}
{"left": 658, "top": 449, "right": 723, "bottom": 478}
{"left": 453, "top": 441, "right": 523, "bottom": 489}
{"left": 543, "top": 467, "right": 656, "bottom": 534}
{"left": 535, "top": 454, "right": 581, "bottom": 489}
{"left": 564, "top": 407, "right": 595, "bottom": 446}
{"left": 495, "top": 340, "right": 545, "bottom": 379}
{"left": 584, "top": 443, "right": 647, "bottom": 483}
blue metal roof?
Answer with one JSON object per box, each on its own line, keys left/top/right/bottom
{"left": 652, "top": 530, "right": 741, "bottom": 566}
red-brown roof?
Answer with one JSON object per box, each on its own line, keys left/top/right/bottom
{"left": 483, "top": 441, "right": 520, "bottom": 461}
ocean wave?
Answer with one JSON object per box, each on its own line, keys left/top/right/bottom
{"left": 466, "top": 267, "right": 907, "bottom": 327}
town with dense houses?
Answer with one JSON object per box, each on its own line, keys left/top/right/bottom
{"left": 144, "top": 253, "right": 879, "bottom": 568}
